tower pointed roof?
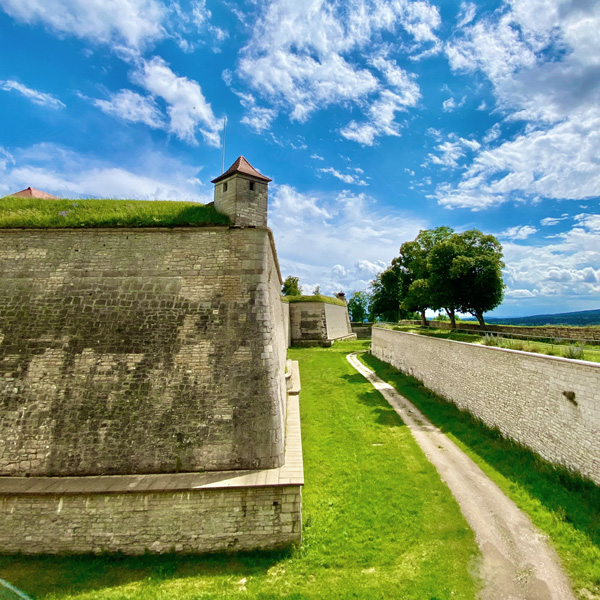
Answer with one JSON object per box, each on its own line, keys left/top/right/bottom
{"left": 9, "top": 187, "right": 59, "bottom": 199}
{"left": 211, "top": 156, "right": 272, "bottom": 184}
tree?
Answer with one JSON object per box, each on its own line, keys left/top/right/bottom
{"left": 370, "top": 266, "right": 402, "bottom": 322}
{"left": 282, "top": 276, "right": 301, "bottom": 296}
{"left": 402, "top": 279, "right": 430, "bottom": 326}
{"left": 348, "top": 291, "right": 371, "bottom": 323}
{"left": 447, "top": 230, "right": 505, "bottom": 328}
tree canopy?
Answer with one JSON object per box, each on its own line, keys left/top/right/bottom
{"left": 369, "top": 227, "right": 504, "bottom": 328}
{"left": 347, "top": 291, "right": 372, "bottom": 323}
{"left": 282, "top": 276, "right": 301, "bottom": 296}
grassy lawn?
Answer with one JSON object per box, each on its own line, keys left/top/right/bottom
{"left": 384, "top": 325, "right": 600, "bottom": 363}
{"left": 360, "top": 351, "right": 600, "bottom": 599}
{"left": 0, "top": 198, "right": 230, "bottom": 228}
{"left": 0, "top": 340, "right": 480, "bottom": 600}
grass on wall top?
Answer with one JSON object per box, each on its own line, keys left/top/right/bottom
{"left": 282, "top": 294, "right": 347, "bottom": 307}
{"left": 0, "top": 198, "right": 231, "bottom": 228}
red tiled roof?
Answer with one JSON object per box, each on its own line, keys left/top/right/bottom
{"left": 10, "top": 187, "right": 59, "bottom": 199}
{"left": 211, "top": 156, "right": 272, "bottom": 184}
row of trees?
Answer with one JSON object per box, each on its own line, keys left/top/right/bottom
{"left": 367, "top": 227, "right": 505, "bottom": 328}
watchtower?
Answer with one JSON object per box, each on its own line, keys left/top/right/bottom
{"left": 211, "top": 156, "right": 272, "bottom": 227}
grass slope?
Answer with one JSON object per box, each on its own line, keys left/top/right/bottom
{"left": 360, "top": 352, "right": 600, "bottom": 599}
{"left": 0, "top": 198, "right": 230, "bottom": 228}
{"left": 0, "top": 340, "right": 480, "bottom": 600}
{"left": 282, "top": 295, "right": 346, "bottom": 307}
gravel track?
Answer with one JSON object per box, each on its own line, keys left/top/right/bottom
{"left": 347, "top": 352, "right": 575, "bottom": 600}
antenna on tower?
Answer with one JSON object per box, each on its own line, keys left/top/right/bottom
{"left": 221, "top": 116, "right": 227, "bottom": 174}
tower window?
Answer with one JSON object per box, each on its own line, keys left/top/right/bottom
{"left": 223, "top": 182, "right": 228, "bottom": 192}
{"left": 249, "top": 181, "right": 255, "bottom": 191}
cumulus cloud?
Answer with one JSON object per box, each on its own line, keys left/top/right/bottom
{"left": 436, "top": 0, "right": 600, "bottom": 210}
{"left": 540, "top": 215, "right": 568, "bottom": 226}
{"left": 427, "top": 135, "right": 480, "bottom": 169}
{"left": 236, "top": 0, "right": 438, "bottom": 140}
{"left": 269, "top": 184, "right": 426, "bottom": 294}
{"left": 92, "top": 89, "right": 164, "bottom": 129}
{"left": 499, "top": 225, "right": 538, "bottom": 240}
{"left": 132, "top": 56, "right": 222, "bottom": 146}
{"left": 0, "top": 79, "right": 65, "bottom": 109}
{"left": 318, "top": 167, "right": 368, "bottom": 186}
{"left": 0, "top": 142, "right": 210, "bottom": 201}
{"left": 0, "top": 0, "right": 167, "bottom": 51}
{"left": 501, "top": 213, "right": 600, "bottom": 306}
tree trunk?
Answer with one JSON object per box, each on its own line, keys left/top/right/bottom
{"left": 445, "top": 308, "right": 457, "bottom": 329}
{"left": 474, "top": 310, "right": 486, "bottom": 330}
{"left": 420, "top": 309, "right": 428, "bottom": 327}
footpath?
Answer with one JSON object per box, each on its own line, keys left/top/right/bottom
{"left": 347, "top": 352, "right": 575, "bottom": 600}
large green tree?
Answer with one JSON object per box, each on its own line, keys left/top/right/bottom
{"left": 282, "top": 276, "right": 301, "bottom": 296}
{"left": 370, "top": 266, "right": 402, "bottom": 322}
{"left": 445, "top": 230, "right": 505, "bottom": 328}
{"left": 347, "top": 291, "right": 372, "bottom": 322}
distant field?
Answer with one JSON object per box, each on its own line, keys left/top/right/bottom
{"left": 0, "top": 198, "right": 230, "bottom": 228}
{"left": 462, "top": 308, "right": 600, "bottom": 327}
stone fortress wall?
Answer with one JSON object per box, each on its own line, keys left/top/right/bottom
{"left": 0, "top": 227, "right": 288, "bottom": 477}
{"left": 372, "top": 327, "right": 600, "bottom": 485}
{"left": 289, "top": 302, "right": 355, "bottom": 347}
{"left": 0, "top": 156, "right": 304, "bottom": 554}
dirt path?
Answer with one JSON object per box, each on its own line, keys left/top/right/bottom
{"left": 347, "top": 352, "right": 575, "bottom": 600}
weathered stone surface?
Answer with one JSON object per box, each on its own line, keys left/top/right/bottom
{"left": 289, "top": 302, "right": 354, "bottom": 346}
{"left": 0, "top": 227, "right": 288, "bottom": 476}
{"left": 372, "top": 327, "right": 600, "bottom": 484}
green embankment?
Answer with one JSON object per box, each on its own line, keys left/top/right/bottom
{"left": 0, "top": 198, "right": 230, "bottom": 228}
{"left": 0, "top": 340, "right": 480, "bottom": 600}
{"left": 282, "top": 294, "right": 346, "bottom": 306}
{"left": 360, "top": 351, "right": 600, "bottom": 599}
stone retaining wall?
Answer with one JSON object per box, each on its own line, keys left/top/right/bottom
{"left": 289, "top": 302, "right": 355, "bottom": 346}
{"left": 0, "top": 227, "right": 288, "bottom": 476}
{"left": 372, "top": 327, "right": 600, "bottom": 484}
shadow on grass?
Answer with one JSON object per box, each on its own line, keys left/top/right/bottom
{"left": 340, "top": 373, "right": 406, "bottom": 429}
{"left": 0, "top": 547, "right": 291, "bottom": 599}
{"left": 360, "top": 352, "right": 600, "bottom": 553}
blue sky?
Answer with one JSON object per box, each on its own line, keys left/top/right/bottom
{"left": 0, "top": 0, "right": 598, "bottom": 317}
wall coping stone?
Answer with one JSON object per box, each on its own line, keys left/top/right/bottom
{"left": 0, "top": 362, "right": 303, "bottom": 495}
{"left": 373, "top": 326, "right": 600, "bottom": 369}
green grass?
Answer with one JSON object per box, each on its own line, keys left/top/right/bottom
{"left": 0, "top": 340, "right": 480, "bottom": 600}
{"left": 282, "top": 294, "right": 346, "bottom": 306}
{"left": 384, "top": 324, "right": 600, "bottom": 363}
{"left": 360, "top": 351, "right": 600, "bottom": 599}
{"left": 0, "top": 198, "right": 230, "bottom": 228}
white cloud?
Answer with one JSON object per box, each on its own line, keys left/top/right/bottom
{"left": 499, "top": 225, "right": 538, "bottom": 240}
{"left": 311, "top": 154, "right": 324, "bottom": 161}
{"left": 93, "top": 89, "right": 164, "bottom": 128}
{"left": 442, "top": 95, "right": 465, "bottom": 112}
{"left": 438, "top": 0, "right": 600, "bottom": 210}
{"left": 0, "top": 142, "right": 209, "bottom": 201}
{"left": 456, "top": 2, "right": 477, "bottom": 28}
{"left": 270, "top": 184, "right": 426, "bottom": 294}
{"left": 427, "top": 135, "right": 480, "bottom": 169}
{"left": 0, "top": 0, "right": 167, "bottom": 51}
{"left": 0, "top": 79, "right": 65, "bottom": 109}
{"left": 318, "top": 167, "right": 368, "bottom": 186}
{"left": 236, "top": 0, "right": 438, "bottom": 138}
{"left": 501, "top": 213, "right": 600, "bottom": 304}
{"left": 132, "top": 56, "right": 222, "bottom": 146}
{"left": 540, "top": 215, "right": 568, "bottom": 226}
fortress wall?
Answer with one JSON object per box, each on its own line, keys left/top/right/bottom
{"left": 324, "top": 303, "right": 353, "bottom": 340}
{"left": 290, "top": 302, "right": 327, "bottom": 342}
{"left": 372, "top": 327, "right": 600, "bottom": 484}
{"left": 0, "top": 227, "right": 286, "bottom": 477}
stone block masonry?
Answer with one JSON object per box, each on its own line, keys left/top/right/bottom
{"left": 372, "top": 327, "right": 600, "bottom": 484}
{"left": 0, "top": 227, "right": 288, "bottom": 476}
{"left": 290, "top": 302, "right": 356, "bottom": 347}
{"left": 0, "top": 361, "right": 303, "bottom": 554}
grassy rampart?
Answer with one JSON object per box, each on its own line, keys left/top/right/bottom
{"left": 0, "top": 198, "right": 230, "bottom": 228}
